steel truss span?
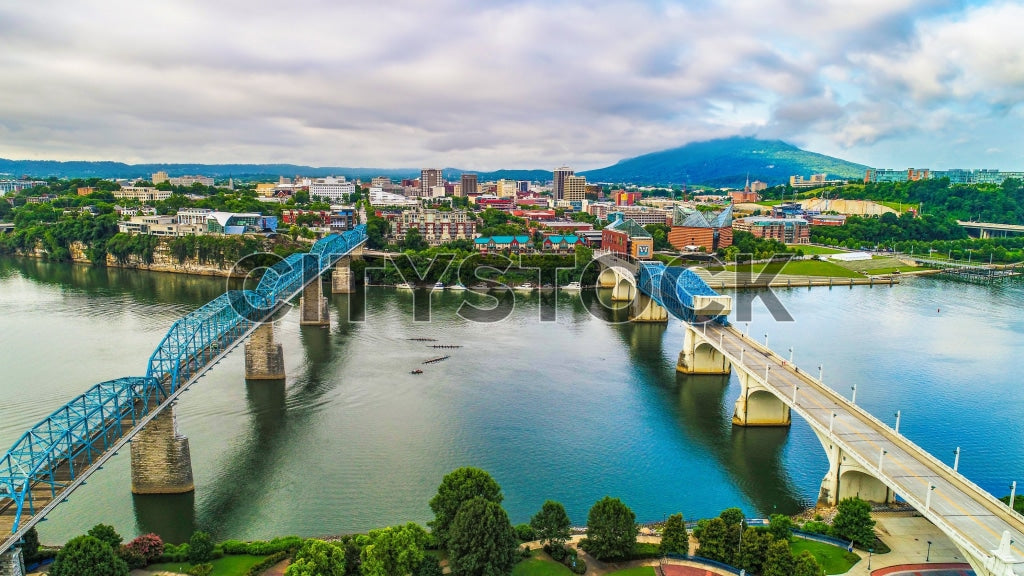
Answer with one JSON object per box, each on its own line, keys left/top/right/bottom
{"left": 0, "top": 225, "right": 366, "bottom": 554}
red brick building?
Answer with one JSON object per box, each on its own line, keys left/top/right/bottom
{"left": 667, "top": 206, "right": 733, "bottom": 252}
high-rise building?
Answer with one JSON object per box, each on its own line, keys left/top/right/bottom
{"left": 552, "top": 166, "right": 574, "bottom": 200}
{"left": 421, "top": 169, "right": 443, "bottom": 197}
{"left": 459, "top": 174, "right": 478, "bottom": 197}
{"left": 496, "top": 179, "right": 518, "bottom": 198}
{"left": 564, "top": 175, "right": 587, "bottom": 202}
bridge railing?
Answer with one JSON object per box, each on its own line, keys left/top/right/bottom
{"left": 0, "top": 376, "right": 159, "bottom": 533}
{"left": 1, "top": 227, "right": 367, "bottom": 550}
{"left": 712, "top": 325, "right": 1019, "bottom": 563}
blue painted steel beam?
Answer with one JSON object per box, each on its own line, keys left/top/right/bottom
{"left": 1, "top": 226, "right": 366, "bottom": 548}
{"left": 637, "top": 262, "right": 729, "bottom": 325}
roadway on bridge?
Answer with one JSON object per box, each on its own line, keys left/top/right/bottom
{"left": 702, "top": 322, "right": 1024, "bottom": 574}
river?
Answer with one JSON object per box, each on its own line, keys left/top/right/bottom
{"left": 0, "top": 257, "right": 1021, "bottom": 544}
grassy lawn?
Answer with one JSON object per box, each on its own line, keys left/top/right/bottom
{"left": 725, "top": 260, "right": 865, "bottom": 278}
{"left": 789, "top": 244, "right": 846, "bottom": 255}
{"left": 790, "top": 539, "right": 860, "bottom": 575}
{"left": 146, "top": 554, "right": 270, "bottom": 575}
{"left": 605, "top": 567, "right": 657, "bottom": 576}
{"left": 862, "top": 265, "right": 922, "bottom": 275}
{"left": 512, "top": 555, "right": 574, "bottom": 576}
{"left": 876, "top": 200, "right": 914, "bottom": 213}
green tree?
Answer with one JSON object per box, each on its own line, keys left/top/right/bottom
{"left": 736, "top": 528, "right": 773, "bottom": 574}
{"left": 530, "top": 500, "right": 571, "bottom": 547}
{"left": 415, "top": 557, "right": 444, "bottom": 576}
{"left": 831, "top": 497, "right": 876, "bottom": 548}
{"left": 718, "top": 507, "right": 744, "bottom": 528}
{"left": 767, "top": 514, "right": 794, "bottom": 542}
{"left": 793, "top": 550, "right": 825, "bottom": 576}
{"left": 50, "top": 535, "right": 129, "bottom": 576}
{"left": 20, "top": 527, "right": 40, "bottom": 565}
{"left": 694, "top": 517, "right": 730, "bottom": 563}
{"left": 429, "top": 467, "right": 504, "bottom": 551}
{"left": 762, "top": 539, "right": 795, "bottom": 576}
{"left": 187, "top": 531, "right": 214, "bottom": 564}
{"left": 581, "top": 496, "right": 638, "bottom": 561}
{"left": 659, "top": 513, "right": 689, "bottom": 555}
{"left": 403, "top": 227, "right": 428, "bottom": 251}
{"left": 87, "top": 524, "right": 123, "bottom": 551}
{"left": 447, "top": 497, "right": 518, "bottom": 576}
{"left": 359, "top": 523, "right": 429, "bottom": 576}
{"left": 286, "top": 539, "right": 346, "bottom": 576}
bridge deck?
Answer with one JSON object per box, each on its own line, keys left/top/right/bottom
{"left": 704, "top": 322, "right": 1024, "bottom": 573}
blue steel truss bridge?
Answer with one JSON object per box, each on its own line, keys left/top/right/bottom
{"left": 0, "top": 226, "right": 366, "bottom": 558}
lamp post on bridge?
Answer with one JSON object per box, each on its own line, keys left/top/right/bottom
{"left": 851, "top": 384, "right": 857, "bottom": 404}
{"left": 764, "top": 364, "right": 770, "bottom": 384}
{"left": 829, "top": 412, "right": 836, "bottom": 436}
{"left": 764, "top": 333, "right": 769, "bottom": 348}
{"left": 740, "top": 348, "right": 745, "bottom": 363}
{"left": 788, "top": 346, "right": 793, "bottom": 364}
{"left": 953, "top": 446, "right": 961, "bottom": 472}
{"left": 925, "top": 483, "right": 936, "bottom": 512}
{"left": 878, "top": 448, "right": 887, "bottom": 472}
{"left": 745, "top": 322, "right": 750, "bottom": 338}
{"left": 1010, "top": 481, "right": 1017, "bottom": 512}
{"left": 818, "top": 364, "right": 823, "bottom": 383}
{"left": 792, "top": 386, "right": 799, "bottom": 405}
{"left": 894, "top": 410, "right": 901, "bottom": 434}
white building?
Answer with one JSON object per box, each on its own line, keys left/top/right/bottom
{"left": 113, "top": 187, "right": 172, "bottom": 202}
{"left": 369, "top": 189, "right": 419, "bottom": 207}
{"left": 176, "top": 208, "right": 214, "bottom": 226}
{"left": 309, "top": 177, "right": 356, "bottom": 203}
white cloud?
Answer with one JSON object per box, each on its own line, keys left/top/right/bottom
{"left": 0, "top": 0, "right": 1021, "bottom": 170}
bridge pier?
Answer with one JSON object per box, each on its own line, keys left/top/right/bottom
{"left": 332, "top": 256, "right": 354, "bottom": 294}
{"left": 244, "top": 323, "right": 285, "bottom": 380}
{"left": 300, "top": 278, "right": 330, "bottom": 326}
{"left": 630, "top": 293, "right": 668, "bottom": 322}
{"left": 677, "top": 325, "right": 731, "bottom": 374}
{"left": 812, "top": 428, "right": 894, "bottom": 506}
{"left": 0, "top": 548, "right": 24, "bottom": 576}
{"left": 130, "top": 408, "right": 194, "bottom": 494}
{"left": 732, "top": 370, "right": 790, "bottom": 427}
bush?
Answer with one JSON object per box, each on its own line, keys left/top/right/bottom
{"left": 520, "top": 546, "right": 532, "bottom": 559}
{"left": 800, "top": 520, "right": 831, "bottom": 535}
{"left": 564, "top": 552, "right": 586, "bottom": 575}
{"left": 188, "top": 563, "right": 213, "bottom": 576}
{"left": 87, "top": 524, "right": 123, "bottom": 551}
{"left": 188, "top": 531, "right": 214, "bottom": 564}
{"left": 515, "top": 523, "right": 537, "bottom": 542}
{"left": 117, "top": 547, "right": 147, "bottom": 570}
{"left": 548, "top": 543, "right": 568, "bottom": 562}
{"left": 50, "top": 535, "right": 129, "bottom": 576}
{"left": 630, "top": 542, "right": 661, "bottom": 560}
{"left": 157, "top": 542, "right": 189, "bottom": 563}
{"left": 243, "top": 551, "right": 288, "bottom": 576}
{"left": 124, "top": 533, "right": 164, "bottom": 564}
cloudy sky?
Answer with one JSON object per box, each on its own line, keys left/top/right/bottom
{"left": 1, "top": 0, "right": 1022, "bottom": 171}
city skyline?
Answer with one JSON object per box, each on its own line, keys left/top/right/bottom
{"left": 1, "top": 0, "right": 1023, "bottom": 171}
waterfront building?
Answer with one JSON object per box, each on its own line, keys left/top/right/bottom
{"left": 668, "top": 206, "right": 733, "bottom": 252}
{"left": 541, "top": 234, "right": 583, "bottom": 254}
{"left": 473, "top": 235, "right": 532, "bottom": 254}
{"left": 733, "top": 216, "right": 809, "bottom": 244}
{"left": 206, "top": 212, "right": 277, "bottom": 234}
{"left": 176, "top": 208, "right": 214, "bottom": 226}
{"left": 602, "top": 213, "right": 654, "bottom": 260}
{"left": 552, "top": 166, "right": 573, "bottom": 201}
{"left": 390, "top": 208, "right": 475, "bottom": 246}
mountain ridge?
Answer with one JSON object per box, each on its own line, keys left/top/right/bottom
{"left": 0, "top": 138, "right": 869, "bottom": 187}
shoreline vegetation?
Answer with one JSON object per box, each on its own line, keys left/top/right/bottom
{"left": 30, "top": 468, "right": 873, "bottom": 576}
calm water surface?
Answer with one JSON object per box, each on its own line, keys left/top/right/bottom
{"left": 0, "top": 257, "right": 1021, "bottom": 544}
